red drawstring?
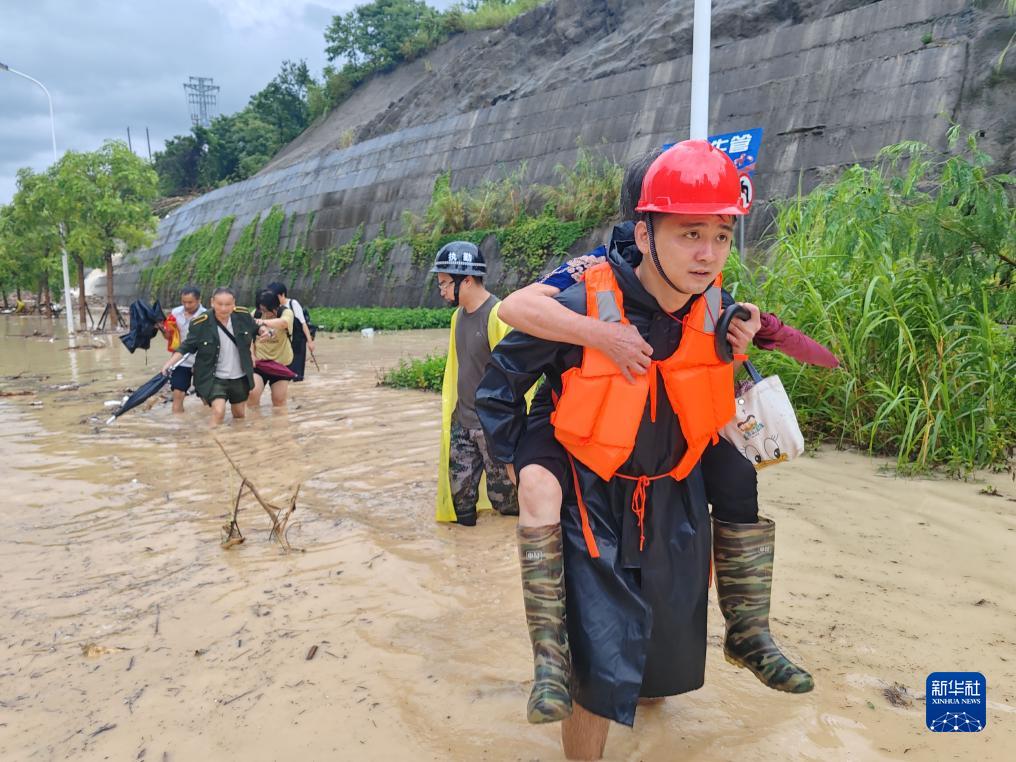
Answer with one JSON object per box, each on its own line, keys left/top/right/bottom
{"left": 616, "top": 472, "right": 669, "bottom": 552}
{"left": 630, "top": 475, "right": 650, "bottom": 551}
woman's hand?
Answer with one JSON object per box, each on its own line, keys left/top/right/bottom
{"left": 726, "top": 303, "right": 761, "bottom": 356}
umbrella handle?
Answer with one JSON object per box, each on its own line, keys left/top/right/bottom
{"left": 715, "top": 304, "right": 752, "bottom": 364}
{"left": 163, "top": 353, "right": 193, "bottom": 375}
{"left": 742, "top": 359, "right": 764, "bottom": 385}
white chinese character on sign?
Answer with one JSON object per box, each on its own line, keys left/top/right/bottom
{"left": 710, "top": 137, "right": 729, "bottom": 151}
{"left": 729, "top": 133, "right": 753, "bottom": 153}
{"left": 950, "top": 680, "right": 966, "bottom": 696}
{"left": 965, "top": 680, "right": 981, "bottom": 697}
{"left": 931, "top": 681, "right": 945, "bottom": 697}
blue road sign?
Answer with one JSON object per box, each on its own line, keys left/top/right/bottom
{"left": 708, "top": 128, "right": 764, "bottom": 176}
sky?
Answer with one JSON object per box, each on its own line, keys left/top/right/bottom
{"left": 0, "top": 0, "right": 450, "bottom": 205}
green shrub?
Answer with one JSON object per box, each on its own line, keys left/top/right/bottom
{"left": 724, "top": 129, "right": 1015, "bottom": 474}
{"left": 380, "top": 353, "right": 446, "bottom": 392}
{"left": 313, "top": 307, "right": 452, "bottom": 332}
{"left": 499, "top": 216, "right": 587, "bottom": 278}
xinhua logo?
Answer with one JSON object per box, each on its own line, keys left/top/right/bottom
{"left": 926, "top": 672, "right": 986, "bottom": 732}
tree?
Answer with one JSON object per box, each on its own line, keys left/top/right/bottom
{"left": 3, "top": 169, "right": 63, "bottom": 314}
{"left": 153, "top": 132, "right": 205, "bottom": 196}
{"left": 249, "top": 60, "right": 315, "bottom": 144}
{"left": 200, "top": 111, "right": 282, "bottom": 185}
{"left": 0, "top": 207, "right": 17, "bottom": 309}
{"left": 50, "top": 142, "right": 158, "bottom": 329}
{"left": 324, "top": 0, "right": 441, "bottom": 70}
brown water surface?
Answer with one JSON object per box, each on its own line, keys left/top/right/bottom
{"left": 0, "top": 315, "right": 1013, "bottom": 761}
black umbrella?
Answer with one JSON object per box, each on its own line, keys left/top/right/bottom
{"left": 106, "top": 356, "right": 189, "bottom": 424}
{"left": 120, "top": 299, "right": 166, "bottom": 353}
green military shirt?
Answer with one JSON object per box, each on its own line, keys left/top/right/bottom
{"left": 176, "top": 307, "right": 257, "bottom": 401}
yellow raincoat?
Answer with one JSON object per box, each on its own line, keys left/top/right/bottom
{"left": 435, "top": 301, "right": 523, "bottom": 522}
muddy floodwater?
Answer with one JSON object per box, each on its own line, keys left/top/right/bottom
{"left": 0, "top": 314, "right": 1014, "bottom": 761}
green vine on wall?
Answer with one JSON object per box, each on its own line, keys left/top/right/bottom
{"left": 324, "top": 223, "right": 365, "bottom": 277}
{"left": 363, "top": 221, "right": 398, "bottom": 276}
{"left": 257, "top": 205, "right": 286, "bottom": 265}
{"left": 220, "top": 213, "right": 260, "bottom": 287}
{"left": 144, "top": 216, "right": 235, "bottom": 297}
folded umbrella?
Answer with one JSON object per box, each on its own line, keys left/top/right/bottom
{"left": 255, "top": 359, "right": 298, "bottom": 381}
{"left": 106, "top": 355, "right": 190, "bottom": 424}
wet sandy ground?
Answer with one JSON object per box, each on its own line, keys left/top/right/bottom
{"left": 0, "top": 314, "right": 1014, "bottom": 761}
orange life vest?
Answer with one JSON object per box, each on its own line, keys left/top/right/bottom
{"left": 550, "top": 262, "right": 736, "bottom": 556}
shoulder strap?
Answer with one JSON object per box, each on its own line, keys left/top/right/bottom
{"left": 584, "top": 263, "right": 626, "bottom": 324}
{"left": 215, "top": 319, "right": 238, "bottom": 346}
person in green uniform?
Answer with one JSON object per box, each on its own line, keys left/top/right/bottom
{"left": 161, "top": 287, "right": 256, "bottom": 426}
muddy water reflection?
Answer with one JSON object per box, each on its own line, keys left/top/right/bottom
{"left": 1, "top": 315, "right": 1014, "bottom": 761}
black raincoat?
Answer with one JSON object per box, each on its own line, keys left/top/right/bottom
{"left": 476, "top": 248, "right": 713, "bottom": 727}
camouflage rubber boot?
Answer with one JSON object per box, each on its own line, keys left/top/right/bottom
{"left": 518, "top": 524, "right": 573, "bottom": 723}
{"left": 713, "top": 518, "right": 814, "bottom": 693}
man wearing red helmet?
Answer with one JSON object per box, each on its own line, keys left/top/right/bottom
{"left": 477, "top": 141, "right": 801, "bottom": 758}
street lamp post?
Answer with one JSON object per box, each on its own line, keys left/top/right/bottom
{"left": 689, "top": 0, "right": 712, "bottom": 140}
{"left": 1, "top": 61, "right": 76, "bottom": 338}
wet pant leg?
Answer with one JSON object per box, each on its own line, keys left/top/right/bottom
{"left": 449, "top": 419, "right": 484, "bottom": 523}
{"left": 472, "top": 426, "right": 519, "bottom": 515}
{"left": 701, "top": 437, "right": 759, "bottom": 524}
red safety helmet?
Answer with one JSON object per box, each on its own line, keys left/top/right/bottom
{"left": 636, "top": 140, "right": 752, "bottom": 216}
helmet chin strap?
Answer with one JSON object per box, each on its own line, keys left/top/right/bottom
{"left": 452, "top": 275, "right": 464, "bottom": 307}
{"left": 646, "top": 215, "right": 693, "bottom": 296}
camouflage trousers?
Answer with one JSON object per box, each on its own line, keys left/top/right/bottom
{"left": 449, "top": 419, "right": 519, "bottom": 523}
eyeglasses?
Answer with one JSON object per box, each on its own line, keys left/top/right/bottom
{"left": 437, "top": 280, "right": 454, "bottom": 291}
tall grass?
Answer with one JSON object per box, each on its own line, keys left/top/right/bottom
{"left": 451, "top": 0, "right": 547, "bottom": 32}
{"left": 727, "top": 130, "right": 1014, "bottom": 474}
{"left": 541, "top": 147, "right": 624, "bottom": 225}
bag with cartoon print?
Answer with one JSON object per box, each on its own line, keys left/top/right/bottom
{"left": 720, "top": 360, "right": 804, "bottom": 470}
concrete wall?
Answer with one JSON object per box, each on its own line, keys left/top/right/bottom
{"left": 115, "top": 0, "right": 1014, "bottom": 307}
